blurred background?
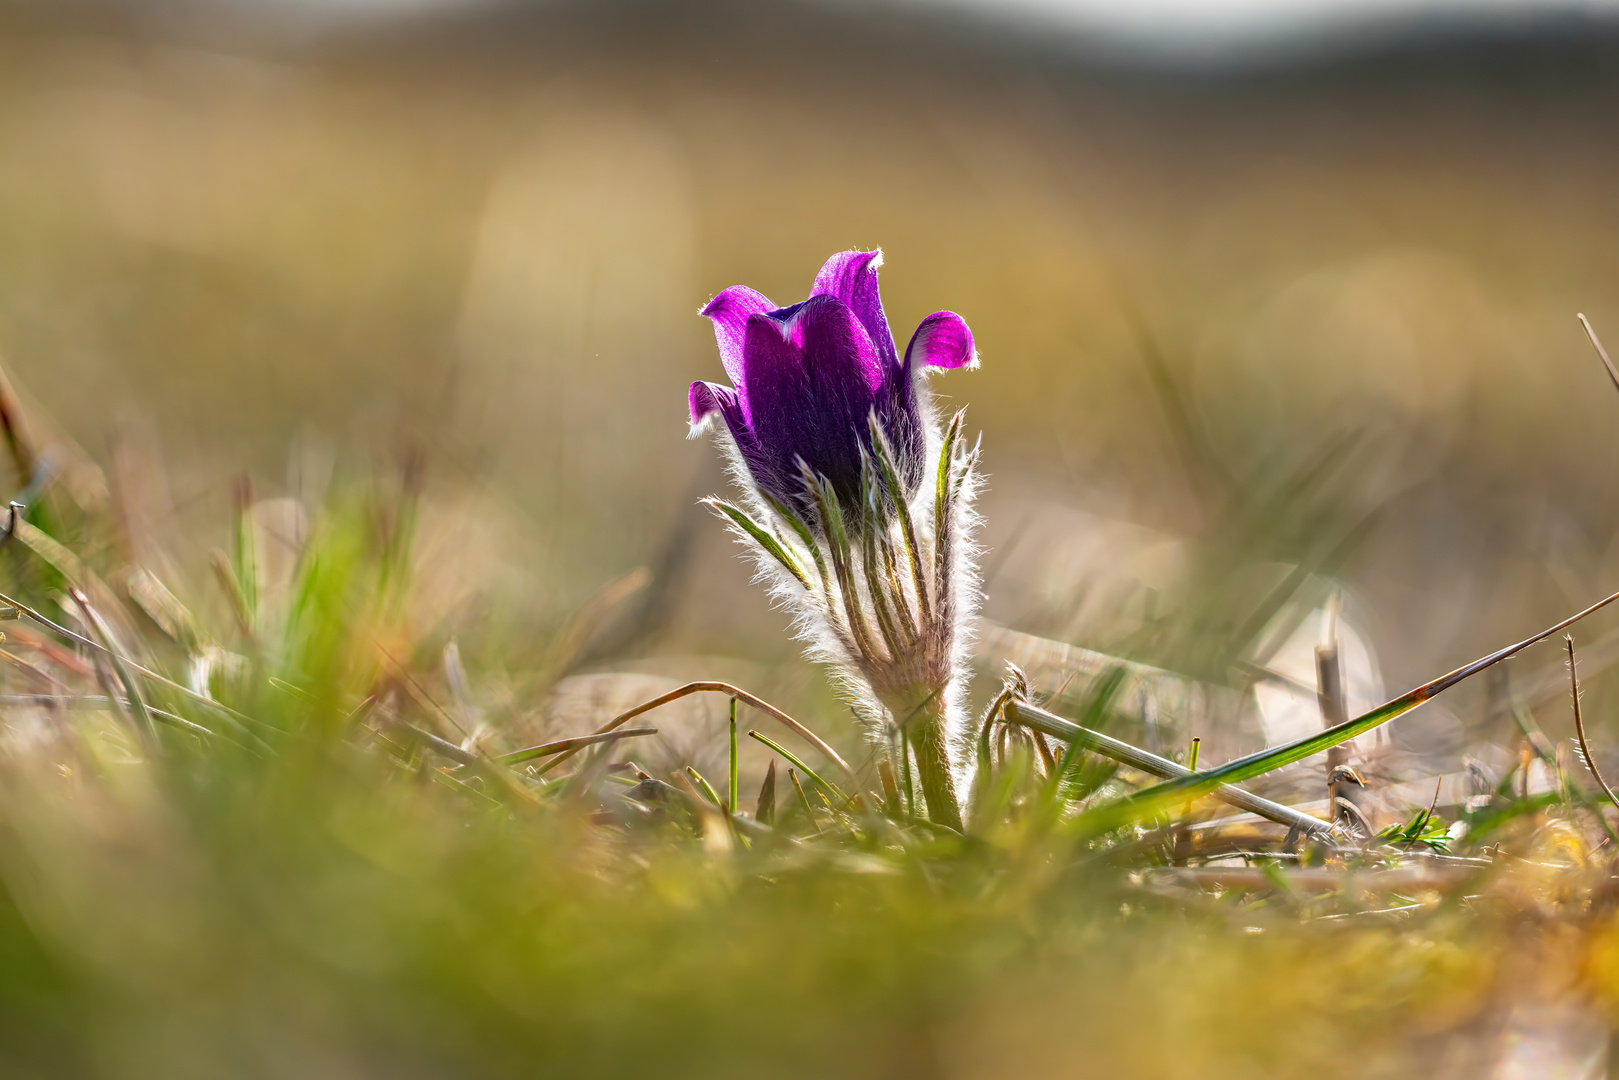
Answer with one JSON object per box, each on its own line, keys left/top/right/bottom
{"left": 5, "top": 0, "right": 1619, "bottom": 791}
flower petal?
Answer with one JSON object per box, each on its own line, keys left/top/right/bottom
{"left": 700, "top": 285, "right": 775, "bottom": 387}
{"left": 742, "top": 295, "right": 885, "bottom": 506}
{"left": 903, "top": 311, "right": 977, "bottom": 375}
{"left": 689, "top": 379, "right": 787, "bottom": 503}
{"left": 688, "top": 380, "right": 743, "bottom": 434}
{"left": 811, "top": 250, "right": 898, "bottom": 373}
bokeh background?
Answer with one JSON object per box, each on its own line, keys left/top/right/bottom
{"left": 6, "top": 0, "right": 1619, "bottom": 780}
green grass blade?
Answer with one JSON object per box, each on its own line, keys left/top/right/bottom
{"left": 231, "top": 476, "right": 258, "bottom": 629}
{"left": 728, "top": 696, "right": 738, "bottom": 813}
{"left": 1008, "top": 700, "right": 1333, "bottom": 835}
{"left": 685, "top": 765, "right": 723, "bottom": 807}
{"left": 1078, "top": 584, "right": 1619, "bottom": 834}
{"left": 747, "top": 729, "right": 848, "bottom": 806}
{"left": 71, "top": 589, "right": 158, "bottom": 747}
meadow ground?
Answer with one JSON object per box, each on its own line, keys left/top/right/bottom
{"left": 1, "top": 5, "right": 1619, "bottom": 1076}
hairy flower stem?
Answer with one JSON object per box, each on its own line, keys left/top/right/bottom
{"left": 891, "top": 692, "right": 962, "bottom": 831}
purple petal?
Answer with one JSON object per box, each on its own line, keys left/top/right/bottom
{"left": 688, "top": 380, "right": 743, "bottom": 433}
{"left": 903, "top": 311, "right": 977, "bottom": 375}
{"left": 689, "top": 379, "right": 785, "bottom": 500}
{"left": 811, "top": 250, "right": 898, "bottom": 373}
{"left": 700, "top": 286, "right": 775, "bottom": 388}
{"left": 742, "top": 295, "right": 885, "bottom": 505}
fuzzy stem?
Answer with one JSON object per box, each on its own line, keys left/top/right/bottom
{"left": 891, "top": 691, "right": 962, "bottom": 831}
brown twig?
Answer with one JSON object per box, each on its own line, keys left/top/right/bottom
{"left": 1568, "top": 634, "right": 1619, "bottom": 812}
{"left": 533, "top": 681, "right": 854, "bottom": 781}
{"left": 499, "top": 727, "right": 659, "bottom": 765}
{"left": 1579, "top": 314, "right": 1619, "bottom": 396}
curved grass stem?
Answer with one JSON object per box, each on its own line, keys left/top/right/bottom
{"left": 1568, "top": 634, "right": 1619, "bottom": 813}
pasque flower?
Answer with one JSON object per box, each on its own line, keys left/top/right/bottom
{"left": 689, "top": 250, "right": 982, "bottom": 831}
{"left": 688, "top": 250, "right": 976, "bottom": 515}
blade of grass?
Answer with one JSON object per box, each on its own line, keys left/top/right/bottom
{"left": 70, "top": 588, "right": 157, "bottom": 747}
{"left": 877, "top": 758, "right": 900, "bottom": 817}
{"left": 231, "top": 475, "right": 258, "bottom": 629}
{"left": 1568, "top": 634, "right": 1619, "bottom": 813}
{"left": 1401, "top": 779, "right": 1443, "bottom": 853}
{"left": 755, "top": 759, "right": 777, "bottom": 825}
{"left": 1080, "top": 584, "right": 1619, "bottom": 834}
{"left": 684, "top": 765, "right": 723, "bottom": 808}
{"left": 209, "top": 550, "right": 254, "bottom": 644}
{"left": 1006, "top": 700, "right": 1334, "bottom": 836}
{"left": 900, "top": 724, "right": 915, "bottom": 818}
{"left": 787, "top": 767, "right": 820, "bottom": 833}
{"left": 0, "top": 588, "right": 267, "bottom": 740}
{"left": 727, "top": 696, "right": 738, "bottom": 813}
{"left": 748, "top": 729, "right": 849, "bottom": 806}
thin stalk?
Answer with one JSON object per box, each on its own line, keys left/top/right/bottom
{"left": 728, "top": 696, "right": 738, "bottom": 812}
{"left": 1568, "top": 635, "right": 1619, "bottom": 812}
{"left": 1510, "top": 691, "right": 1619, "bottom": 844}
{"left": 685, "top": 765, "right": 723, "bottom": 808}
{"left": 1579, "top": 313, "right": 1619, "bottom": 396}
{"left": 1402, "top": 779, "right": 1444, "bottom": 854}
{"left": 900, "top": 724, "right": 915, "bottom": 817}
{"left": 877, "top": 758, "right": 900, "bottom": 816}
{"left": 71, "top": 589, "right": 158, "bottom": 748}
{"left": 788, "top": 768, "right": 821, "bottom": 832}
{"left": 748, "top": 729, "right": 849, "bottom": 806}
{"left": 231, "top": 475, "right": 257, "bottom": 629}
{"left": 973, "top": 687, "right": 1014, "bottom": 812}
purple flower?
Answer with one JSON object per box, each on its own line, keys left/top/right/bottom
{"left": 688, "top": 250, "right": 976, "bottom": 516}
